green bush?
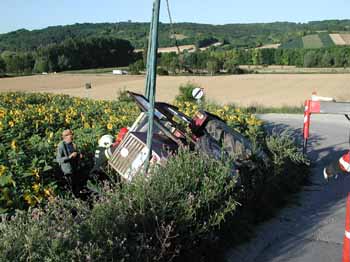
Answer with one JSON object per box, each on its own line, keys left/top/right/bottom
{"left": 175, "top": 82, "right": 204, "bottom": 103}
{"left": 117, "top": 89, "right": 134, "bottom": 103}
{"left": 0, "top": 149, "right": 238, "bottom": 261}
{"left": 128, "top": 60, "right": 144, "bottom": 75}
{"left": 244, "top": 129, "right": 309, "bottom": 220}
{"left": 157, "top": 67, "right": 169, "bottom": 75}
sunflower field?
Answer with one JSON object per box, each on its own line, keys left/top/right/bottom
{"left": 0, "top": 91, "right": 263, "bottom": 214}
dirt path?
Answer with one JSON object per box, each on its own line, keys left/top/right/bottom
{"left": 1, "top": 74, "right": 350, "bottom": 107}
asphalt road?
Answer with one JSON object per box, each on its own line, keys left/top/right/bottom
{"left": 226, "top": 114, "right": 350, "bottom": 262}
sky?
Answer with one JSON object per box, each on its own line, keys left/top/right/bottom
{"left": 0, "top": 0, "right": 349, "bottom": 34}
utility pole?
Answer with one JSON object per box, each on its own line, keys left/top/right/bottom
{"left": 144, "top": 0, "right": 161, "bottom": 171}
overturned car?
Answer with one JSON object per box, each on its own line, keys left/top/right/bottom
{"left": 107, "top": 92, "right": 265, "bottom": 181}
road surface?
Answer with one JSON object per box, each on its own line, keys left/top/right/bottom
{"left": 226, "top": 114, "right": 350, "bottom": 262}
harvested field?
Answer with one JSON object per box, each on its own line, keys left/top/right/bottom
{"left": 340, "top": 34, "right": 350, "bottom": 45}
{"left": 135, "top": 44, "right": 196, "bottom": 54}
{"left": 1, "top": 74, "right": 350, "bottom": 107}
{"left": 256, "top": 43, "right": 280, "bottom": 49}
{"left": 329, "top": 34, "right": 346, "bottom": 45}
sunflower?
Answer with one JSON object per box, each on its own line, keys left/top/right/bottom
{"left": 32, "top": 183, "right": 41, "bottom": 193}
{"left": 44, "top": 188, "right": 53, "bottom": 198}
{"left": 0, "top": 165, "right": 6, "bottom": 177}
{"left": 32, "top": 168, "right": 40, "bottom": 179}
{"left": 10, "top": 140, "right": 17, "bottom": 150}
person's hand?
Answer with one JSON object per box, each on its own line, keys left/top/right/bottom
{"left": 69, "top": 152, "right": 78, "bottom": 158}
{"left": 79, "top": 153, "right": 83, "bottom": 159}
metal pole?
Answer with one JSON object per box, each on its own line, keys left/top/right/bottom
{"left": 144, "top": 0, "right": 161, "bottom": 171}
{"left": 145, "top": 2, "right": 154, "bottom": 99}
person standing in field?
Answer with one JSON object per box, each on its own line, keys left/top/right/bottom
{"left": 56, "top": 129, "right": 82, "bottom": 191}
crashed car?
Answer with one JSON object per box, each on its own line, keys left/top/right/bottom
{"left": 108, "top": 91, "right": 265, "bottom": 181}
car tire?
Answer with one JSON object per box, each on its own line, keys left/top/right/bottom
{"left": 204, "top": 119, "right": 253, "bottom": 160}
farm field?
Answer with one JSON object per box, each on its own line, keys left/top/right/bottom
{"left": 280, "top": 33, "right": 350, "bottom": 48}
{"left": 1, "top": 73, "right": 350, "bottom": 107}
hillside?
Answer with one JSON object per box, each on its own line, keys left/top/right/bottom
{"left": 280, "top": 32, "right": 350, "bottom": 48}
{"left": 1, "top": 20, "right": 350, "bottom": 51}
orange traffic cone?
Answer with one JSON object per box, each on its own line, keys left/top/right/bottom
{"left": 343, "top": 193, "right": 350, "bottom": 262}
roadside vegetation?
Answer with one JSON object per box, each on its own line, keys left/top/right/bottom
{"left": 0, "top": 84, "right": 309, "bottom": 261}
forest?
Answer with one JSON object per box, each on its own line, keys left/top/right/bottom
{"left": 1, "top": 20, "right": 350, "bottom": 75}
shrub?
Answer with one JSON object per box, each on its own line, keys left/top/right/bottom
{"left": 175, "top": 82, "right": 204, "bottom": 103}
{"left": 128, "top": 60, "right": 144, "bottom": 75}
{"left": 157, "top": 67, "right": 169, "bottom": 75}
{"left": 0, "top": 149, "right": 239, "bottom": 261}
{"left": 246, "top": 129, "right": 309, "bottom": 220}
{"left": 117, "top": 89, "right": 134, "bottom": 103}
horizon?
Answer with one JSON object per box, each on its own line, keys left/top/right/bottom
{"left": 1, "top": 0, "right": 349, "bottom": 34}
{"left": 1, "top": 18, "right": 350, "bottom": 35}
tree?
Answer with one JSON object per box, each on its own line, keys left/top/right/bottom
{"left": 223, "top": 58, "right": 238, "bottom": 73}
{"left": 260, "top": 49, "right": 275, "bottom": 65}
{"left": 57, "top": 55, "right": 71, "bottom": 71}
{"left": 128, "top": 59, "right": 144, "bottom": 74}
{"left": 251, "top": 49, "right": 262, "bottom": 65}
{"left": 33, "top": 57, "right": 49, "bottom": 73}
{"left": 303, "top": 51, "right": 318, "bottom": 67}
{"left": 0, "top": 56, "right": 5, "bottom": 73}
{"left": 0, "top": 51, "right": 34, "bottom": 74}
{"left": 207, "top": 59, "right": 220, "bottom": 75}
{"left": 321, "top": 51, "right": 334, "bottom": 67}
{"left": 169, "top": 56, "right": 179, "bottom": 74}
{"left": 159, "top": 52, "right": 178, "bottom": 72}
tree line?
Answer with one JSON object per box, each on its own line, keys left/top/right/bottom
{"left": 1, "top": 20, "right": 350, "bottom": 51}
{"left": 0, "top": 36, "right": 134, "bottom": 74}
{"left": 142, "top": 46, "right": 350, "bottom": 75}
{"left": 2, "top": 40, "right": 350, "bottom": 76}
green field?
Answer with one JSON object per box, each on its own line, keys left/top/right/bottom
{"left": 319, "top": 33, "right": 335, "bottom": 47}
{"left": 280, "top": 33, "right": 344, "bottom": 49}
{"left": 302, "top": 35, "right": 324, "bottom": 48}
{"left": 280, "top": 32, "right": 350, "bottom": 48}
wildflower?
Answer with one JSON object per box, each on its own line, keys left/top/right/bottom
{"left": 65, "top": 116, "right": 71, "bottom": 124}
{"left": 8, "top": 120, "right": 15, "bottom": 127}
{"left": 10, "top": 140, "right": 17, "bottom": 150}
{"left": 32, "top": 168, "right": 40, "bottom": 179}
{"left": 24, "top": 193, "right": 36, "bottom": 206}
{"left": 107, "top": 123, "right": 113, "bottom": 130}
{"left": 44, "top": 188, "right": 53, "bottom": 197}
{"left": 32, "top": 183, "right": 41, "bottom": 193}
{"left": 0, "top": 165, "right": 6, "bottom": 177}
{"left": 81, "top": 113, "right": 86, "bottom": 122}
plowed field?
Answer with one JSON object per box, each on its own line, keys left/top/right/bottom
{"left": 1, "top": 73, "right": 350, "bottom": 107}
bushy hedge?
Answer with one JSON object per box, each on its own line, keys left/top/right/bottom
{"left": 0, "top": 149, "right": 239, "bottom": 261}
{"left": 0, "top": 133, "right": 309, "bottom": 261}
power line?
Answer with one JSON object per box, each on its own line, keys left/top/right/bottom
{"left": 165, "top": 0, "right": 181, "bottom": 54}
